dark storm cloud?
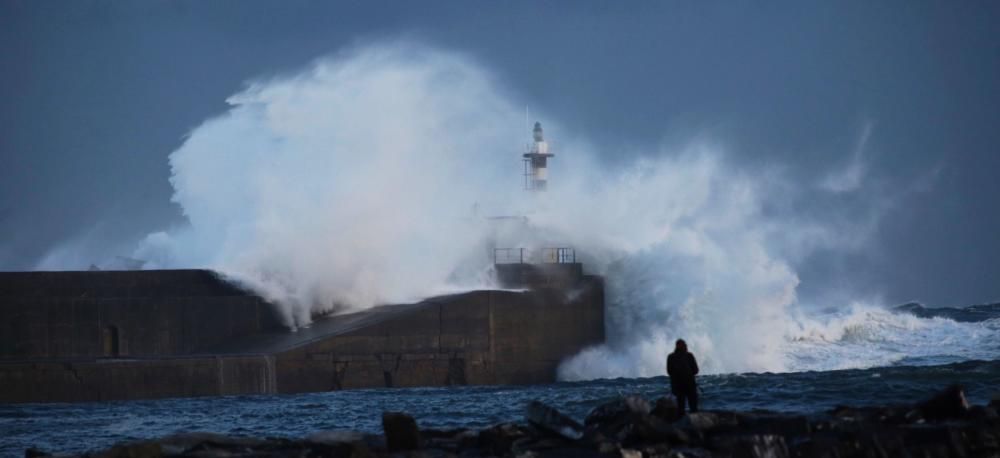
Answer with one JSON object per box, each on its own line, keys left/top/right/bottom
{"left": 1, "top": 1, "right": 997, "bottom": 306}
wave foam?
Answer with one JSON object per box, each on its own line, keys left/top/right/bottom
{"left": 109, "top": 40, "right": 994, "bottom": 374}
{"left": 784, "top": 305, "right": 1000, "bottom": 372}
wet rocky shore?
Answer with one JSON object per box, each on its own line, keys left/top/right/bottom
{"left": 28, "top": 385, "right": 1000, "bottom": 457}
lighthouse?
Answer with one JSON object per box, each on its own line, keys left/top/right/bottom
{"left": 522, "top": 122, "right": 554, "bottom": 190}
{"left": 491, "top": 119, "right": 578, "bottom": 281}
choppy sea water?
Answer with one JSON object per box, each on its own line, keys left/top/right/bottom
{"left": 2, "top": 359, "right": 999, "bottom": 456}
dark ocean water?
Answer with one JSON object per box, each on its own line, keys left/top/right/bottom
{"left": 2, "top": 359, "right": 998, "bottom": 457}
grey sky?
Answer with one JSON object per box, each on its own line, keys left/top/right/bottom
{"left": 1, "top": 1, "right": 998, "bottom": 307}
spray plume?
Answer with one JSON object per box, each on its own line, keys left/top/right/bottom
{"left": 125, "top": 41, "right": 997, "bottom": 376}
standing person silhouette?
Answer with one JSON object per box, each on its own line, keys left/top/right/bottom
{"left": 667, "top": 339, "right": 700, "bottom": 413}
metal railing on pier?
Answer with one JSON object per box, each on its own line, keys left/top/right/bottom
{"left": 493, "top": 247, "right": 576, "bottom": 264}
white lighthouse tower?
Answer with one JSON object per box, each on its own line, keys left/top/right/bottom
{"left": 490, "top": 119, "right": 578, "bottom": 281}
{"left": 522, "top": 122, "right": 554, "bottom": 190}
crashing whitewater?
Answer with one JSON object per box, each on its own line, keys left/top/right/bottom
{"left": 58, "top": 41, "right": 995, "bottom": 378}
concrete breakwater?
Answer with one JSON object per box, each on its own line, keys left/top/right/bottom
{"left": 0, "top": 268, "right": 604, "bottom": 403}
{"left": 24, "top": 385, "right": 1000, "bottom": 457}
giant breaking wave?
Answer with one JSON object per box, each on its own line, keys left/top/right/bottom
{"left": 117, "top": 42, "right": 999, "bottom": 376}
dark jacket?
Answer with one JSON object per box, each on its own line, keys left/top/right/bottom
{"left": 667, "top": 350, "right": 699, "bottom": 393}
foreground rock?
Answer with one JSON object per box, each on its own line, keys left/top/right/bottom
{"left": 29, "top": 384, "right": 1000, "bottom": 457}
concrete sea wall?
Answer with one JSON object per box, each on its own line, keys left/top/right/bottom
{"left": 0, "top": 356, "right": 276, "bottom": 403}
{"left": 0, "top": 270, "right": 604, "bottom": 403}
{"left": 0, "top": 270, "right": 282, "bottom": 360}
{"left": 277, "top": 285, "right": 605, "bottom": 393}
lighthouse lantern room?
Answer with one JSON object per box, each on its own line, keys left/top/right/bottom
{"left": 522, "top": 122, "right": 554, "bottom": 191}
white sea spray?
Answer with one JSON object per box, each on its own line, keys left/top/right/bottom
{"left": 66, "top": 40, "right": 988, "bottom": 374}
